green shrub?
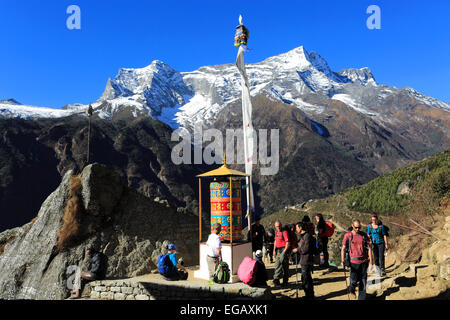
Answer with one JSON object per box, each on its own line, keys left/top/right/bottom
{"left": 346, "top": 150, "right": 449, "bottom": 215}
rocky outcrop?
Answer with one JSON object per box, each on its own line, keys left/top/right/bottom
{"left": 0, "top": 163, "right": 208, "bottom": 300}
{"left": 397, "top": 181, "right": 412, "bottom": 195}
{"left": 368, "top": 215, "right": 450, "bottom": 300}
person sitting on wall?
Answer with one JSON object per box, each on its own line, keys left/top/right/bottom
{"left": 159, "top": 243, "right": 188, "bottom": 281}
{"left": 70, "top": 246, "right": 107, "bottom": 299}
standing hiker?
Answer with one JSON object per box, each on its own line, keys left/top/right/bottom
{"left": 315, "top": 213, "right": 330, "bottom": 268}
{"left": 272, "top": 220, "right": 291, "bottom": 287}
{"left": 206, "top": 223, "right": 222, "bottom": 280}
{"left": 341, "top": 219, "right": 373, "bottom": 300}
{"left": 293, "top": 222, "right": 315, "bottom": 299}
{"left": 247, "top": 218, "right": 266, "bottom": 255}
{"left": 367, "top": 213, "right": 389, "bottom": 276}
{"left": 288, "top": 223, "right": 299, "bottom": 265}
{"left": 302, "top": 215, "right": 315, "bottom": 235}
{"left": 265, "top": 228, "right": 275, "bottom": 263}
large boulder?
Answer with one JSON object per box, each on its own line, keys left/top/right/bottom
{"left": 0, "top": 163, "right": 208, "bottom": 299}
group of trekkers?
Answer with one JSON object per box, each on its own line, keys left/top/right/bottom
{"left": 69, "top": 213, "right": 388, "bottom": 300}
{"left": 245, "top": 212, "right": 389, "bottom": 300}
{"left": 156, "top": 212, "right": 389, "bottom": 300}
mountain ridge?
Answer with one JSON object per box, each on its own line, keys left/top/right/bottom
{"left": 1, "top": 45, "right": 448, "bottom": 125}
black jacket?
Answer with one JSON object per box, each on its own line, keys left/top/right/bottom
{"left": 90, "top": 252, "right": 106, "bottom": 279}
{"left": 298, "top": 232, "right": 314, "bottom": 265}
{"left": 248, "top": 224, "right": 265, "bottom": 251}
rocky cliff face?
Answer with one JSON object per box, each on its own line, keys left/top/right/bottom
{"left": 0, "top": 117, "right": 205, "bottom": 231}
{"left": 0, "top": 163, "right": 208, "bottom": 300}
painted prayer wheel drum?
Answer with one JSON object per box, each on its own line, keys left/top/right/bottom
{"left": 210, "top": 181, "right": 242, "bottom": 242}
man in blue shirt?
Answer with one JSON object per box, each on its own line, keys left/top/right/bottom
{"left": 164, "top": 243, "right": 188, "bottom": 281}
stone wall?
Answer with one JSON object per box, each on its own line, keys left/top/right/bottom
{"left": 85, "top": 279, "right": 273, "bottom": 300}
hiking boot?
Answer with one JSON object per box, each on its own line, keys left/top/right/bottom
{"left": 348, "top": 287, "right": 357, "bottom": 299}
{"left": 272, "top": 279, "right": 281, "bottom": 286}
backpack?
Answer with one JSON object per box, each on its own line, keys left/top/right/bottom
{"left": 346, "top": 232, "right": 369, "bottom": 265}
{"left": 368, "top": 223, "right": 390, "bottom": 243}
{"left": 237, "top": 256, "right": 258, "bottom": 285}
{"left": 310, "top": 235, "right": 320, "bottom": 256}
{"left": 323, "top": 221, "right": 335, "bottom": 238}
{"left": 157, "top": 253, "right": 174, "bottom": 276}
{"left": 344, "top": 232, "right": 352, "bottom": 267}
{"left": 282, "top": 224, "right": 297, "bottom": 249}
{"left": 213, "top": 261, "right": 231, "bottom": 284}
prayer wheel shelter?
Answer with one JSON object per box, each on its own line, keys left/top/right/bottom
{"left": 193, "top": 158, "right": 253, "bottom": 283}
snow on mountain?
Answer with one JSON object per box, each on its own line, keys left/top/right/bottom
{"left": 2, "top": 45, "right": 449, "bottom": 125}
{"left": 0, "top": 99, "right": 81, "bottom": 120}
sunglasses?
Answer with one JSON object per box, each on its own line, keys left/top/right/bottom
{"left": 353, "top": 226, "right": 361, "bottom": 230}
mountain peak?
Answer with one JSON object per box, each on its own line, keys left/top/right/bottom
{"left": 264, "top": 45, "right": 312, "bottom": 70}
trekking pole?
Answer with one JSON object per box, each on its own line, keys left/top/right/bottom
{"left": 343, "top": 265, "right": 350, "bottom": 300}
{"left": 295, "top": 253, "right": 299, "bottom": 299}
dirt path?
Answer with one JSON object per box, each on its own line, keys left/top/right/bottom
{"left": 265, "top": 260, "right": 351, "bottom": 300}
{"left": 264, "top": 257, "right": 405, "bottom": 300}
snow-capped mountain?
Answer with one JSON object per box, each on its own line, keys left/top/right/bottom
{"left": 90, "top": 45, "right": 450, "bottom": 128}
{"left": 3, "top": 45, "right": 448, "bottom": 129}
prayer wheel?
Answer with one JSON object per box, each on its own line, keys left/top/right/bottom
{"left": 210, "top": 180, "right": 242, "bottom": 242}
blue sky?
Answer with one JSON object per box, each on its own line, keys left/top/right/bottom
{"left": 1, "top": 0, "right": 449, "bottom": 108}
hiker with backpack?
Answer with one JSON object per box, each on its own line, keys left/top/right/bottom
{"left": 367, "top": 213, "right": 389, "bottom": 276}
{"left": 272, "top": 220, "right": 291, "bottom": 287}
{"left": 302, "top": 215, "right": 315, "bottom": 235}
{"left": 158, "top": 243, "right": 188, "bottom": 281}
{"left": 315, "top": 213, "right": 335, "bottom": 268}
{"left": 341, "top": 219, "right": 374, "bottom": 300}
{"left": 237, "top": 249, "right": 267, "bottom": 287}
{"left": 292, "top": 222, "right": 315, "bottom": 300}
{"left": 206, "top": 223, "right": 223, "bottom": 280}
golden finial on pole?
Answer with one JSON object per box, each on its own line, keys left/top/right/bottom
{"left": 223, "top": 153, "right": 228, "bottom": 167}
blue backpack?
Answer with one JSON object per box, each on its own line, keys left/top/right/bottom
{"left": 158, "top": 253, "right": 174, "bottom": 276}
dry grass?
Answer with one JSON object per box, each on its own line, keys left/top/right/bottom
{"left": 56, "top": 175, "right": 83, "bottom": 252}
